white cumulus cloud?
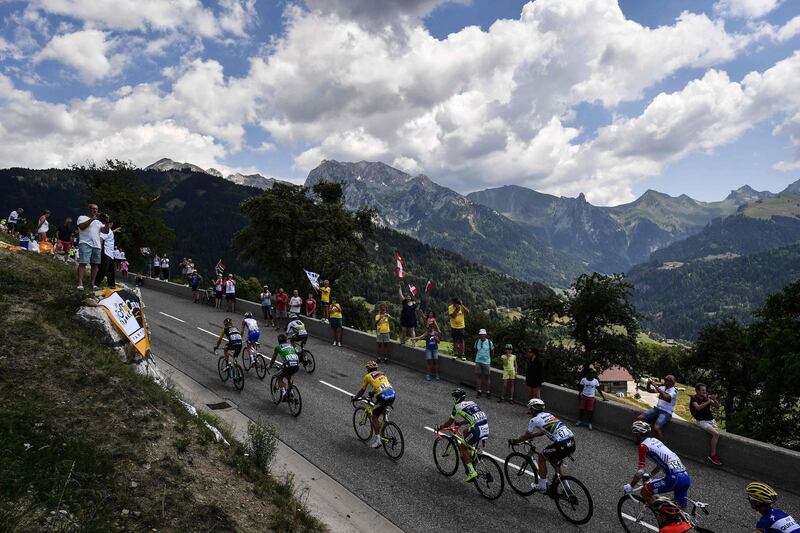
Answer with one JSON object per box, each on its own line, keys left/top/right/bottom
{"left": 714, "top": 0, "right": 782, "bottom": 19}
{"left": 34, "top": 29, "right": 123, "bottom": 83}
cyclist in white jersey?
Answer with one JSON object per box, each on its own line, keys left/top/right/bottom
{"left": 508, "top": 398, "right": 576, "bottom": 495}
{"left": 241, "top": 312, "right": 260, "bottom": 365}
{"left": 625, "top": 421, "right": 691, "bottom": 508}
{"left": 286, "top": 313, "right": 308, "bottom": 348}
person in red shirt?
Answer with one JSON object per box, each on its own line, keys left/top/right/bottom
{"left": 274, "top": 288, "right": 289, "bottom": 330}
{"left": 305, "top": 293, "right": 317, "bottom": 318}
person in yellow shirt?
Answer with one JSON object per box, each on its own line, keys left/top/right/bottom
{"left": 352, "top": 360, "right": 396, "bottom": 448}
{"left": 499, "top": 344, "right": 518, "bottom": 404}
{"left": 375, "top": 303, "right": 394, "bottom": 363}
{"left": 448, "top": 298, "right": 470, "bottom": 361}
{"left": 319, "top": 280, "right": 331, "bottom": 322}
{"left": 329, "top": 296, "right": 343, "bottom": 346}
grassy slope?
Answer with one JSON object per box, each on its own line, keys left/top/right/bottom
{"left": 0, "top": 241, "right": 323, "bottom": 532}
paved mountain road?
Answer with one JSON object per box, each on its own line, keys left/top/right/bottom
{"left": 141, "top": 287, "right": 798, "bottom": 532}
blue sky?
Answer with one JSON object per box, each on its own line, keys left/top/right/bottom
{"left": 0, "top": 0, "right": 798, "bottom": 204}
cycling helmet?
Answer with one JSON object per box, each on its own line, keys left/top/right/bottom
{"left": 223, "top": 317, "right": 233, "bottom": 326}
{"left": 243, "top": 312, "right": 253, "bottom": 319}
{"left": 451, "top": 388, "right": 466, "bottom": 403}
{"left": 365, "top": 360, "right": 378, "bottom": 371}
{"left": 746, "top": 482, "right": 778, "bottom": 504}
{"left": 632, "top": 421, "right": 651, "bottom": 435}
{"left": 288, "top": 312, "right": 299, "bottom": 319}
{"left": 652, "top": 497, "right": 684, "bottom": 525}
{"left": 277, "top": 333, "right": 288, "bottom": 343}
{"left": 527, "top": 398, "right": 545, "bottom": 411}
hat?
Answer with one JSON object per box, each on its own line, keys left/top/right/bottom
{"left": 505, "top": 344, "right": 513, "bottom": 349}
{"left": 478, "top": 328, "right": 487, "bottom": 335}
{"left": 227, "top": 274, "right": 233, "bottom": 278}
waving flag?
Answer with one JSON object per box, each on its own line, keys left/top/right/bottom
{"left": 305, "top": 269, "right": 321, "bottom": 290}
{"left": 408, "top": 283, "right": 418, "bottom": 297}
{"left": 395, "top": 251, "right": 405, "bottom": 279}
{"left": 424, "top": 279, "right": 434, "bottom": 294}
{"left": 215, "top": 260, "right": 225, "bottom": 276}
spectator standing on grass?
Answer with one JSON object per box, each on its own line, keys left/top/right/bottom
{"left": 425, "top": 310, "right": 441, "bottom": 333}
{"left": 94, "top": 214, "right": 119, "bottom": 288}
{"left": 398, "top": 285, "right": 419, "bottom": 346}
{"left": 498, "top": 344, "right": 518, "bottom": 403}
{"left": 76, "top": 203, "right": 103, "bottom": 291}
{"left": 260, "top": 286, "right": 274, "bottom": 326}
{"left": 413, "top": 323, "right": 441, "bottom": 381}
{"left": 189, "top": 271, "right": 203, "bottom": 303}
{"left": 56, "top": 218, "right": 73, "bottom": 260}
{"left": 319, "top": 279, "right": 331, "bottom": 322}
{"left": 152, "top": 254, "right": 161, "bottom": 278}
{"left": 275, "top": 288, "right": 289, "bottom": 330}
{"left": 448, "top": 297, "right": 469, "bottom": 360}
{"left": 36, "top": 209, "right": 50, "bottom": 242}
{"left": 120, "top": 259, "right": 129, "bottom": 282}
{"left": 474, "top": 328, "right": 494, "bottom": 398}
{"left": 637, "top": 374, "right": 678, "bottom": 440}
{"left": 305, "top": 293, "right": 317, "bottom": 318}
{"left": 225, "top": 274, "right": 237, "bottom": 312}
{"left": 329, "top": 297, "right": 343, "bottom": 346}
{"left": 690, "top": 384, "right": 723, "bottom": 466}
{"left": 576, "top": 370, "right": 606, "bottom": 430}
{"left": 6, "top": 207, "right": 23, "bottom": 235}
{"left": 214, "top": 274, "right": 224, "bottom": 309}
{"left": 375, "top": 303, "right": 393, "bottom": 363}
{"left": 161, "top": 255, "right": 170, "bottom": 280}
{"left": 289, "top": 289, "right": 303, "bottom": 315}
{"left": 526, "top": 346, "right": 543, "bottom": 399}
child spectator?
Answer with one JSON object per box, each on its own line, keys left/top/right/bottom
{"left": 120, "top": 259, "right": 129, "bottom": 281}
{"left": 576, "top": 370, "right": 606, "bottom": 430}
{"left": 498, "top": 344, "right": 517, "bottom": 403}
{"left": 424, "top": 310, "right": 441, "bottom": 333}
{"left": 413, "top": 324, "right": 441, "bottom": 381}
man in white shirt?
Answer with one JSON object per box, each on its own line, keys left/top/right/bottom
{"left": 76, "top": 204, "right": 104, "bottom": 291}
{"left": 576, "top": 370, "right": 606, "bottom": 430}
{"left": 95, "top": 214, "right": 121, "bottom": 288}
{"left": 225, "top": 274, "right": 237, "bottom": 312}
{"left": 289, "top": 289, "right": 303, "bottom": 315}
{"left": 637, "top": 374, "right": 678, "bottom": 439}
{"left": 6, "top": 208, "right": 23, "bottom": 234}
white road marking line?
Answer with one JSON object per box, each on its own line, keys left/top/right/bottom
{"left": 159, "top": 311, "right": 185, "bottom": 323}
{"left": 319, "top": 380, "right": 354, "bottom": 396}
{"left": 619, "top": 513, "right": 658, "bottom": 531}
{"left": 197, "top": 327, "right": 217, "bottom": 337}
{"left": 422, "top": 426, "right": 522, "bottom": 472}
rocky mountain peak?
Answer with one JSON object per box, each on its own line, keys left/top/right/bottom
{"left": 782, "top": 178, "right": 800, "bottom": 194}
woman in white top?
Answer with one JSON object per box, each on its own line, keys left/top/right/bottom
{"left": 37, "top": 209, "right": 50, "bottom": 242}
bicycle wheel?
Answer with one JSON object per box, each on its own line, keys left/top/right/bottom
{"left": 618, "top": 494, "right": 658, "bottom": 532}
{"left": 302, "top": 350, "right": 316, "bottom": 374}
{"left": 554, "top": 475, "right": 593, "bottom": 525}
{"left": 381, "top": 422, "right": 404, "bottom": 460}
{"left": 217, "top": 356, "right": 229, "bottom": 382}
{"left": 232, "top": 364, "right": 244, "bottom": 391}
{"left": 352, "top": 407, "right": 373, "bottom": 441}
{"left": 269, "top": 375, "right": 281, "bottom": 404}
{"left": 433, "top": 436, "right": 459, "bottom": 477}
{"left": 473, "top": 454, "right": 504, "bottom": 500}
{"left": 288, "top": 386, "right": 302, "bottom": 417}
{"left": 241, "top": 349, "right": 252, "bottom": 371}
{"left": 504, "top": 452, "right": 538, "bottom": 496}
{"left": 254, "top": 354, "right": 267, "bottom": 380}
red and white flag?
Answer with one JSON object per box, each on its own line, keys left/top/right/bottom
{"left": 408, "top": 283, "right": 418, "bottom": 297}
{"left": 395, "top": 251, "right": 405, "bottom": 279}
{"left": 424, "top": 279, "right": 434, "bottom": 294}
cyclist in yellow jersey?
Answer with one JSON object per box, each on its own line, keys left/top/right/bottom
{"left": 353, "top": 361, "right": 397, "bottom": 448}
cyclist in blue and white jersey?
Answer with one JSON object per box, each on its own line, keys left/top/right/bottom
{"left": 625, "top": 421, "right": 691, "bottom": 509}
{"left": 436, "top": 388, "right": 488, "bottom": 483}
{"left": 508, "top": 398, "right": 576, "bottom": 496}
{"left": 241, "top": 312, "right": 260, "bottom": 365}
{"left": 286, "top": 313, "right": 308, "bottom": 348}
{"left": 746, "top": 481, "right": 799, "bottom": 533}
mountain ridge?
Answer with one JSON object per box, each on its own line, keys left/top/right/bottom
{"left": 145, "top": 158, "right": 291, "bottom": 190}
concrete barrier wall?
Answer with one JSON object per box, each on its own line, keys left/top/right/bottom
{"left": 140, "top": 276, "right": 800, "bottom": 492}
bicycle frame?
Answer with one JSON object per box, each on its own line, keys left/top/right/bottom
{"left": 625, "top": 477, "right": 710, "bottom": 525}
{"left": 435, "top": 425, "right": 481, "bottom": 458}
{"left": 353, "top": 398, "right": 391, "bottom": 431}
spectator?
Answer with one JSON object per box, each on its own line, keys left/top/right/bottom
{"left": 329, "top": 297, "right": 343, "bottom": 346}
{"left": 413, "top": 323, "right": 441, "bottom": 381}
{"left": 576, "top": 370, "right": 606, "bottom": 430}
{"left": 637, "top": 374, "right": 678, "bottom": 439}
{"left": 690, "top": 384, "right": 723, "bottom": 466}
{"left": 94, "top": 214, "right": 119, "bottom": 288}
{"left": 305, "top": 293, "right": 317, "bottom": 318}
{"left": 319, "top": 279, "right": 331, "bottom": 322}
{"left": 214, "top": 274, "right": 224, "bottom": 309}
{"left": 398, "top": 285, "right": 419, "bottom": 346}
{"left": 152, "top": 254, "right": 161, "bottom": 278}
{"left": 474, "top": 328, "right": 494, "bottom": 398}
{"left": 224, "top": 274, "right": 237, "bottom": 311}
{"left": 274, "top": 288, "right": 289, "bottom": 330}
{"left": 375, "top": 303, "right": 393, "bottom": 363}
{"left": 526, "top": 346, "right": 543, "bottom": 399}
{"left": 56, "top": 218, "right": 73, "bottom": 260}
{"left": 289, "top": 289, "right": 303, "bottom": 315}
{"left": 180, "top": 257, "right": 189, "bottom": 280}
{"left": 120, "top": 259, "right": 129, "bottom": 282}
{"left": 189, "top": 271, "right": 203, "bottom": 303}
{"left": 6, "top": 207, "right": 23, "bottom": 235}
{"left": 498, "top": 344, "right": 518, "bottom": 403}
{"left": 161, "top": 255, "right": 171, "bottom": 280}
{"left": 36, "top": 209, "right": 51, "bottom": 242}
{"left": 76, "top": 203, "right": 103, "bottom": 291}
{"left": 425, "top": 310, "right": 441, "bottom": 333}
{"left": 448, "top": 297, "right": 469, "bottom": 360}
{"left": 260, "top": 286, "right": 274, "bottom": 326}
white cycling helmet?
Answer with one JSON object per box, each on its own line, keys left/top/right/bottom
{"left": 632, "top": 421, "right": 651, "bottom": 435}
{"left": 243, "top": 312, "right": 253, "bottom": 319}
{"left": 527, "top": 398, "right": 545, "bottom": 411}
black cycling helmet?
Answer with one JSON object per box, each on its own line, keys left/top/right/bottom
{"left": 278, "top": 333, "right": 288, "bottom": 343}
{"left": 451, "top": 388, "right": 466, "bottom": 403}
{"left": 223, "top": 317, "right": 232, "bottom": 326}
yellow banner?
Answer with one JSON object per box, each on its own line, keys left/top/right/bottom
{"left": 98, "top": 288, "right": 151, "bottom": 358}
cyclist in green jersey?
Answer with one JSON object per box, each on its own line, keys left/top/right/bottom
{"left": 269, "top": 333, "right": 301, "bottom": 400}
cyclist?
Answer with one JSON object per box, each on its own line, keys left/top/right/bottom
{"left": 652, "top": 497, "right": 693, "bottom": 533}
{"left": 241, "top": 312, "right": 260, "bottom": 366}
{"left": 268, "top": 333, "right": 301, "bottom": 401}
{"left": 286, "top": 313, "right": 309, "bottom": 349}
{"left": 624, "top": 421, "right": 691, "bottom": 509}
{"left": 436, "top": 388, "right": 488, "bottom": 483}
{"left": 746, "top": 481, "right": 799, "bottom": 533}
{"left": 213, "top": 318, "right": 243, "bottom": 370}
{"left": 352, "top": 360, "right": 396, "bottom": 449}
{"left": 508, "top": 398, "right": 575, "bottom": 496}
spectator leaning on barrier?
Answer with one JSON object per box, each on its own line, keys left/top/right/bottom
{"left": 448, "top": 297, "right": 469, "bottom": 361}
{"left": 637, "top": 374, "right": 678, "bottom": 440}
{"left": 260, "top": 286, "right": 274, "bottom": 326}
{"left": 576, "top": 369, "right": 606, "bottom": 430}
{"left": 289, "top": 289, "right": 302, "bottom": 315}
{"left": 413, "top": 323, "right": 441, "bottom": 381}
{"left": 225, "top": 274, "right": 237, "bottom": 312}
{"left": 398, "top": 284, "right": 419, "bottom": 346}
{"left": 329, "top": 297, "right": 343, "bottom": 346}
{"left": 498, "top": 344, "right": 518, "bottom": 403}
{"left": 474, "top": 328, "right": 494, "bottom": 398}
{"left": 690, "top": 384, "right": 723, "bottom": 466}
{"left": 526, "top": 346, "right": 543, "bottom": 400}
{"left": 305, "top": 293, "right": 317, "bottom": 318}
{"left": 375, "top": 303, "right": 393, "bottom": 363}
{"left": 76, "top": 203, "right": 103, "bottom": 291}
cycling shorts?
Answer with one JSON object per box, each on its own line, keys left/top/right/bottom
{"left": 225, "top": 343, "right": 242, "bottom": 358}
{"left": 373, "top": 391, "right": 396, "bottom": 418}
{"left": 291, "top": 333, "right": 307, "bottom": 347}
{"left": 278, "top": 364, "right": 299, "bottom": 379}
{"left": 645, "top": 471, "right": 691, "bottom": 509}
{"left": 248, "top": 331, "right": 260, "bottom": 344}
{"left": 542, "top": 438, "right": 576, "bottom": 464}
{"left": 463, "top": 423, "right": 489, "bottom": 446}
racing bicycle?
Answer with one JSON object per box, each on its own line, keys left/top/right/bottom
{"left": 267, "top": 366, "right": 302, "bottom": 417}
{"left": 432, "top": 425, "right": 504, "bottom": 500}
{"left": 214, "top": 348, "right": 244, "bottom": 391}
{"left": 241, "top": 341, "right": 268, "bottom": 379}
{"left": 504, "top": 441, "right": 593, "bottom": 525}
{"left": 352, "top": 398, "right": 404, "bottom": 460}
{"left": 290, "top": 337, "right": 316, "bottom": 373}
{"left": 617, "top": 475, "right": 712, "bottom": 532}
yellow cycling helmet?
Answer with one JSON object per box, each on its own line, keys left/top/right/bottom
{"left": 746, "top": 482, "right": 778, "bottom": 504}
{"left": 365, "top": 360, "right": 378, "bottom": 371}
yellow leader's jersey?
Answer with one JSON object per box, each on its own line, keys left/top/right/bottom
{"left": 361, "top": 371, "right": 394, "bottom": 396}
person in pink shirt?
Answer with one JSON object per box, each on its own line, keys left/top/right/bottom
{"left": 305, "top": 293, "right": 317, "bottom": 318}
{"left": 274, "top": 288, "right": 289, "bottom": 330}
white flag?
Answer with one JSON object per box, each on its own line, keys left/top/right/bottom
{"left": 305, "top": 269, "right": 320, "bottom": 290}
